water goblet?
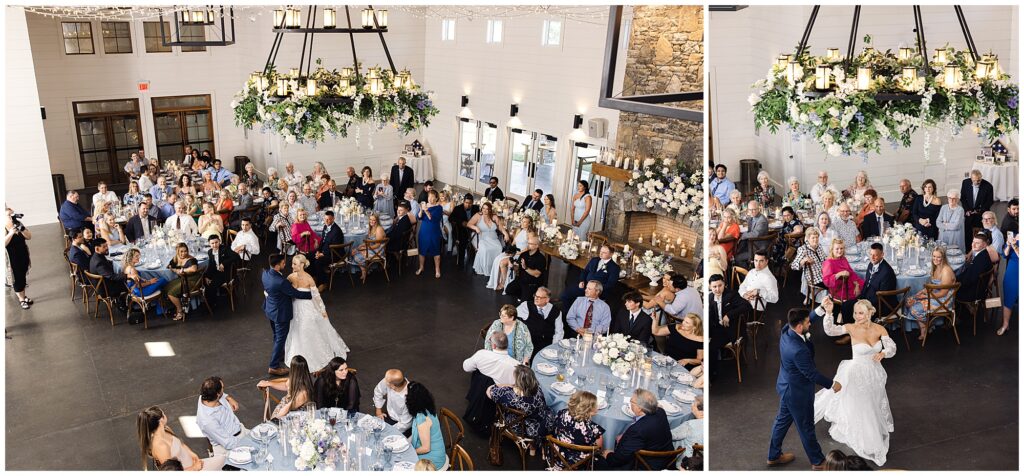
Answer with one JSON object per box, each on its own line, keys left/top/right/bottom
{"left": 657, "top": 379, "right": 671, "bottom": 399}
{"left": 382, "top": 446, "right": 394, "bottom": 469}
{"left": 372, "top": 425, "right": 384, "bottom": 444}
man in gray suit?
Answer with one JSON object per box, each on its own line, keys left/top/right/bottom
{"left": 735, "top": 200, "right": 768, "bottom": 265}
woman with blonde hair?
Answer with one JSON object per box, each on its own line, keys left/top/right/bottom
{"left": 819, "top": 190, "right": 838, "bottom": 218}
{"left": 845, "top": 170, "right": 873, "bottom": 204}
{"left": 197, "top": 202, "right": 224, "bottom": 240}
{"left": 717, "top": 208, "right": 741, "bottom": 259}
{"left": 652, "top": 312, "right": 703, "bottom": 369}
{"left": 163, "top": 242, "right": 197, "bottom": 320}
{"left": 138, "top": 406, "right": 224, "bottom": 471}
{"left": 546, "top": 390, "right": 605, "bottom": 468}
{"left": 903, "top": 247, "right": 956, "bottom": 340}
{"left": 706, "top": 228, "right": 728, "bottom": 279}
{"left": 822, "top": 239, "right": 863, "bottom": 300}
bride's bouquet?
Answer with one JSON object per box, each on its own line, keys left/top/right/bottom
{"left": 592, "top": 333, "right": 642, "bottom": 376}
{"left": 289, "top": 417, "right": 341, "bottom": 470}
{"left": 882, "top": 223, "right": 917, "bottom": 248}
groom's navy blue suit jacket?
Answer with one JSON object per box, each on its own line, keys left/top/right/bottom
{"left": 777, "top": 326, "right": 833, "bottom": 398}
{"left": 262, "top": 269, "right": 311, "bottom": 323}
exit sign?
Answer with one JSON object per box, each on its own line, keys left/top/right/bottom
{"left": 138, "top": 81, "right": 150, "bottom": 93}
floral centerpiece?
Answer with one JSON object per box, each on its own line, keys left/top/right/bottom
{"left": 332, "top": 196, "right": 362, "bottom": 218}
{"left": 636, "top": 250, "right": 673, "bottom": 286}
{"left": 232, "top": 62, "right": 440, "bottom": 145}
{"left": 592, "top": 333, "right": 642, "bottom": 376}
{"left": 539, "top": 222, "right": 561, "bottom": 245}
{"left": 627, "top": 159, "right": 703, "bottom": 224}
{"left": 558, "top": 240, "right": 580, "bottom": 260}
{"left": 750, "top": 38, "right": 1018, "bottom": 162}
{"left": 288, "top": 417, "right": 342, "bottom": 471}
{"left": 882, "top": 222, "right": 917, "bottom": 248}
{"left": 782, "top": 192, "right": 812, "bottom": 210}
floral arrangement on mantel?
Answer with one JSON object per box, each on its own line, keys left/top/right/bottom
{"left": 749, "top": 38, "right": 1018, "bottom": 162}
{"left": 232, "top": 62, "right": 439, "bottom": 145}
{"left": 626, "top": 158, "right": 703, "bottom": 224}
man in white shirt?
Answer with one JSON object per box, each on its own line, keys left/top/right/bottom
{"left": 91, "top": 181, "right": 118, "bottom": 214}
{"left": 284, "top": 162, "right": 305, "bottom": 190}
{"left": 231, "top": 218, "right": 261, "bottom": 261}
{"left": 810, "top": 170, "right": 840, "bottom": 205}
{"left": 831, "top": 203, "right": 859, "bottom": 245}
{"left": 737, "top": 251, "right": 779, "bottom": 311}
{"left": 373, "top": 369, "right": 412, "bottom": 436}
{"left": 516, "top": 287, "right": 564, "bottom": 352}
{"left": 196, "top": 377, "right": 247, "bottom": 455}
{"left": 462, "top": 332, "right": 519, "bottom": 385}
{"left": 165, "top": 202, "right": 199, "bottom": 236}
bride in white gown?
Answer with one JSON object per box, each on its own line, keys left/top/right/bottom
{"left": 284, "top": 255, "right": 350, "bottom": 371}
{"left": 814, "top": 297, "right": 895, "bottom": 467}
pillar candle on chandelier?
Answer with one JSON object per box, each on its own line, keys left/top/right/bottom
{"left": 856, "top": 67, "right": 873, "bottom": 90}
{"left": 814, "top": 65, "right": 830, "bottom": 90}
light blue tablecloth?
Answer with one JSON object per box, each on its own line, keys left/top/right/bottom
{"left": 846, "top": 242, "right": 964, "bottom": 296}
{"left": 531, "top": 343, "right": 700, "bottom": 451}
{"left": 230, "top": 411, "right": 419, "bottom": 471}
{"left": 110, "top": 244, "right": 209, "bottom": 282}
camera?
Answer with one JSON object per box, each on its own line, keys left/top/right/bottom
{"left": 10, "top": 213, "right": 25, "bottom": 232}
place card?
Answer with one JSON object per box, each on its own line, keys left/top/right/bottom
{"left": 596, "top": 390, "right": 607, "bottom": 400}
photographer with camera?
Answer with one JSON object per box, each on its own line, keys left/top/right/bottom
{"left": 5, "top": 207, "right": 32, "bottom": 309}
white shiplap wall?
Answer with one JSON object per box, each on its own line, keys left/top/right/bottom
{"left": 5, "top": 7, "right": 59, "bottom": 226}
{"left": 711, "top": 5, "right": 1019, "bottom": 202}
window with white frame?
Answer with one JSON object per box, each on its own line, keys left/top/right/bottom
{"left": 486, "top": 19, "right": 503, "bottom": 44}
{"left": 542, "top": 19, "right": 562, "bottom": 46}
{"left": 441, "top": 19, "right": 456, "bottom": 41}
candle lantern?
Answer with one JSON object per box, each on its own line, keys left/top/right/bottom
{"left": 856, "top": 67, "right": 873, "bottom": 90}
{"left": 275, "top": 78, "right": 288, "bottom": 96}
{"left": 273, "top": 8, "right": 285, "bottom": 27}
{"left": 306, "top": 79, "right": 317, "bottom": 96}
{"left": 825, "top": 48, "right": 841, "bottom": 63}
{"left": 900, "top": 67, "right": 918, "bottom": 91}
{"left": 361, "top": 8, "right": 375, "bottom": 28}
{"left": 323, "top": 8, "right": 336, "bottom": 29}
{"left": 814, "top": 65, "right": 831, "bottom": 90}
{"left": 975, "top": 60, "right": 991, "bottom": 79}
{"left": 376, "top": 9, "right": 388, "bottom": 28}
{"left": 289, "top": 67, "right": 299, "bottom": 78}
{"left": 933, "top": 49, "right": 948, "bottom": 64}
{"left": 898, "top": 47, "right": 913, "bottom": 61}
{"left": 943, "top": 65, "right": 960, "bottom": 88}
{"left": 776, "top": 54, "right": 791, "bottom": 68}
{"left": 785, "top": 60, "right": 803, "bottom": 86}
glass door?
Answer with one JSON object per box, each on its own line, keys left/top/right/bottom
{"left": 507, "top": 129, "right": 558, "bottom": 201}
{"left": 72, "top": 99, "right": 141, "bottom": 186}
{"left": 454, "top": 118, "right": 498, "bottom": 194}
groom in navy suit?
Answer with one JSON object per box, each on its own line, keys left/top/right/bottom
{"left": 263, "top": 254, "right": 312, "bottom": 376}
{"left": 768, "top": 312, "right": 841, "bottom": 469}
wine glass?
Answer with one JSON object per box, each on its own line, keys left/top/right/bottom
{"left": 382, "top": 446, "right": 393, "bottom": 470}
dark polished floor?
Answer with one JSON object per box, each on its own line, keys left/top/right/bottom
{"left": 709, "top": 209, "right": 1020, "bottom": 470}
{"left": 5, "top": 223, "right": 581, "bottom": 470}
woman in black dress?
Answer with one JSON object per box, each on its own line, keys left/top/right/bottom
{"left": 312, "top": 357, "right": 360, "bottom": 412}
{"left": 355, "top": 166, "right": 376, "bottom": 209}
{"left": 651, "top": 313, "right": 704, "bottom": 369}
{"left": 911, "top": 179, "right": 942, "bottom": 240}
{"left": 5, "top": 207, "right": 32, "bottom": 309}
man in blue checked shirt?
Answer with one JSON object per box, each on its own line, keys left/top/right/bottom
{"left": 209, "top": 159, "right": 235, "bottom": 186}
{"left": 710, "top": 163, "right": 736, "bottom": 208}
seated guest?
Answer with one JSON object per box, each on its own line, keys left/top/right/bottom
{"left": 196, "top": 377, "right": 248, "bottom": 455}
{"left": 235, "top": 183, "right": 254, "bottom": 216}
{"left": 895, "top": 179, "right": 919, "bottom": 224}
{"left": 230, "top": 218, "right": 261, "bottom": 262}
{"left": 771, "top": 206, "right": 804, "bottom": 264}
{"left": 822, "top": 239, "right": 863, "bottom": 301}
{"left": 565, "top": 281, "right": 613, "bottom": 335}
{"left": 373, "top": 369, "right": 412, "bottom": 435}
{"left": 163, "top": 243, "right": 198, "bottom": 321}
{"left": 860, "top": 196, "right": 894, "bottom": 239}
{"left": 123, "top": 181, "right": 146, "bottom": 210}
{"left": 349, "top": 213, "right": 387, "bottom": 280}
{"left": 782, "top": 176, "right": 803, "bottom": 205}
{"left": 671, "top": 396, "right": 704, "bottom": 460}
{"left": 265, "top": 167, "right": 281, "bottom": 190}
{"left": 611, "top": 291, "right": 654, "bottom": 344}
{"left": 488, "top": 215, "right": 535, "bottom": 291}
{"left": 197, "top": 202, "right": 225, "bottom": 240}
{"left": 256, "top": 355, "right": 314, "bottom": 419}
{"left": 299, "top": 183, "right": 319, "bottom": 215}
{"left": 1001, "top": 198, "right": 1019, "bottom": 235}
{"left": 406, "top": 381, "right": 448, "bottom": 470}
{"left": 88, "top": 238, "right": 128, "bottom": 299}
{"left": 240, "top": 162, "right": 262, "bottom": 190}
{"left": 911, "top": 179, "right": 942, "bottom": 240}
{"left": 312, "top": 357, "right": 360, "bottom": 412}
{"left": 318, "top": 179, "right": 344, "bottom": 210}
{"left": 737, "top": 251, "right": 779, "bottom": 311}
{"left": 214, "top": 191, "right": 234, "bottom": 225}
{"left": 155, "top": 193, "right": 178, "bottom": 221}
{"left": 210, "top": 159, "right": 234, "bottom": 186}
{"left": 791, "top": 227, "right": 827, "bottom": 303}
{"left": 818, "top": 190, "right": 839, "bottom": 219}
{"left": 121, "top": 247, "right": 169, "bottom": 322}
{"left": 853, "top": 189, "right": 878, "bottom": 227}
{"left": 386, "top": 202, "right": 414, "bottom": 253}
{"left": 707, "top": 274, "right": 751, "bottom": 380}
{"left": 166, "top": 201, "right": 199, "bottom": 236}
{"left": 484, "top": 176, "right": 505, "bottom": 202}
{"left": 312, "top": 210, "right": 345, "bottom": 284}
{"left": 138, "top": 406, "right": 225, "bottom": 471}
{"left": 96, "top": 213, "right": 126, "bottom": 247}
{"left": 560, "top": 245, "right": 620, "bottom": 304}
{"left": 283, "top": 162, "right": 304, "bottom": 190}
{"left": 904, "top": 247, "right": 957, "bottom": 340}
{"left": 752, "top": 170, "right": 776, "bottom": 207}
{"left": 149, "top": 176, "right": 174, "bottom": 203}
{"left": 956, "top": 233, "right": 996, "bottom": 302}
{"left": 137, "top": 165, "right": 158, "bottom": 191}
{"left": 937, "top": 189, "right": 966, "bottom": 252}
{"left": 706, "top": 229, "right": 728, "bottom": 279}
{"left": 516, "top": 287, "right": 565, "bottom": 361}
{"left": 503, "top": 236, "right": 547, "bottom": 302}
{"left": 716, "top": 208, "right": 741, "bottom": 259}
{"left": 67, "top": 230, "right": 92, "bottom": 273}
{"left": 484, "top": 304, "right": 534, "bottom": 363}
{"left": 177, "top": 174, "right": 199, "bottom": 198}
{"left": 709, "top": 164, "right": 736, "bottom": 208}
{"left": 91, "top": 181, "right": 118, "bottom": 215}
{"left": 204, "top": 234, "right": 239, "bottom": 302}
{"left": 465, "top": 332, "right": 520, "bottom": 385}
{"left": 839, "top": 242, "right": 896, "bottom": 322}
{"left": 81, "top": 227, "right": 97, "bottom": 252}
{"left": 546, "top": 391, "right": 605, "bottom": 469}
{"left": 982, "top": 211, "right": 1005, "bottom": 259}
{"left": 123, "top": 152, "right": 145, "bottom": 179}
{"left": 734, "top": 200, "right": 768, "bottom": 265}
{"left": 725, "top": 189, "right": 744, "bottom": 216}
{"left": 488, "top": 365, "right": 552, "bottom": 446}
{"left": 652, "top": 312, "right": 703, "bottom": 369}
{"left": 599, "top": 389, "right": 674, "bottom": 470}
{"left": 201, "top": 171, "right": 221, "bottom": 195}
{"left": 810, "top": 170, "right": 839, "bottom": 205}
{"left": 520, "top": 188, "right": 544, "bottom": 212}
{"left": 59, "top": 190, "right": 93, "bottom": 233}
{"left": 290, "top": 208, "right": 321, "bottom": 256}
{"left": 831, "top": 203, "right": 859, "bottom": 244}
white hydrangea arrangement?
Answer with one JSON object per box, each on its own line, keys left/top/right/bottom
{"left": 592, "top": 333, "right": 642, "bottom": 376}
{"left": 627, "top": 159, "right": 702, "bottom": 223}
{"left": 289, "top": 418, "right": 341, "bottom": 471}
{"left": 882, "top": 222, "right": 918, "bottom": 249}
{"left": 558, "top": 241, "right": 580, "bottom": 260}
{"left": 635, "top": 250, "right": 673, "bottom": 283}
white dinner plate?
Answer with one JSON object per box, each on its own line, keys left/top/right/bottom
{"left": 659, "top": 400, "right": 683, "bottom": 415}
{"left": 673, "top": 389, "right": 697, "bottom": 403}
{"left": 227, "top": 446, "right": 254, "bottom": 465}
{"left": 392, "top": 461, "right": 416, "bottom": 471}
{"left": 540, "top": 348, "right": 558, "bottom": 360}
{"left": 551, "top": 381, "right": 576, "bottom": 395}
{"left": 558, "top": 339, "right": 574, "bottom": 349}
{"left": 251, "top": 423, "right": 278, "bottom": 440}
{"left": 621, "top": 403, "right": 636, "bottom": 418}
{"left": 535, "top": 363, "right": 558, "bottom": 375}
{"left": 382, "top": 434, "right": 410, "bottom": 452}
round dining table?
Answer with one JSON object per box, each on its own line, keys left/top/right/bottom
{"left": 531, "top": 342, "right": 701, "bottom": 450}
{"left": 845, "top": 239, "right": 965, "bottom": 297}
{"left": 229, "top": 410, "right": 420, "bottom": 471}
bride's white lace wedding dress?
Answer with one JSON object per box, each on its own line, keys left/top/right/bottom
{"left": 814, "top": 318, "right": 896, "bottom": 467}
{"left": 284, "top": 287, "right": 350, "bottom": 371}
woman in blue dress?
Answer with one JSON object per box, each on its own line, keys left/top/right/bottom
{"left": 903, "top": 247, "right": 956, "bottom": 340}
{"left": 122, "top": 248, "right": 169, "bottom": 315}
{"left": 911, "top": 179, "right": 942, "bottom": 240}
{"left": 570, "top": 180, "right": 594, "bottom": 238}
{"left": 406, "top": 381, "right": 448, "bottom": 470}
{"left": 416, "top": 190, "right": 444, "bottom": 279}
{"left": 998, "top": 233, "right": 1019, "bottom": 336}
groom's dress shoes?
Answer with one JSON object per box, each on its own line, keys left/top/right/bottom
{"left": 767, "top": 453, "right": 794, "bottom": 466}
{"left": 268, "top": 367, "right": 289, "bottom": 376}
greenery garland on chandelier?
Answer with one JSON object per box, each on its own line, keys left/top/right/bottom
{"left": 749, "top": 38, "right": 1019, "bottom": 160}
{"left": 232, "top": 60, "right": 439, "bottom": 145}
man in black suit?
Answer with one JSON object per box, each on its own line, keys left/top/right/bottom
{"left": 610, "top": 292, "right": 653, "bottom": 346}
{"left": 520, "top": 189, "right": 544, "bottom": 212}
{"left": 484, "top": 177, "right": 505, "bottom": 201}
{"left": 449, "top": 194, "right": 480, "bottom": 266}
{"left": 840, "top": 242, "right": 897, "bottom": 321}
{"left": 600, "top": 389, "right": 674, "bottom": 470}
{"left": 956, "top": 233, "right": 995, "bottom": 302}
{"left": 416, "top": 181, "right": 435, "bottom": 204}
{"left": 961, "top": 169, "right": 995, "bottom": 245}
{"left": 389, "top": 157, "right": 416, "bottom": 201}
{"left": 68, "top": 230, "right": 92, "bottom": 275}
{"left": 125, "top": 202, "right": 159, "bottom": 243}
{"left": 317, "top": 179, "right": 345, "bottom": 210}
{"left": 516, "top": 287, "right": 565, "bottom": 362}
{"left": 1001, "top": 198, "right": 1019, "bottom": 236}
{"left": 860, "top": 196, "right": 895, "bottom": 240}
{"left": 386, "top": 202, "right": 414, "bottom": 254}
{"left": 89, "top": 238, "right": 128, "bottom": 301}
{"left": 708, "top": 273, "right": 752, "bottom": 381}
{"left": 560, "top": 245, "right": 621, "bottom": 304}
{"left": 342, "top": 167, "right": 360, "bottom": 197}
{"left": 204, "top": 234, "right": 240, "bottom": 303}
{"left": 312, "top": 211, "right": 345, "bottom": 285}
{"left": 503, "top": 236, "right": 547, "bottom": 302}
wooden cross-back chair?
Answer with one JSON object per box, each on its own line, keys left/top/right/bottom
{"left": 327, "top": 242, "right": 356, "bottom": 290}
{"left": 544, "top": 434, "right": 599, "bottom": 471}
{"left": 956, "top": 268, "right": 995, "bottom": 336}
{"left": 450, "top": 444, "right": 474, "bottom": 471}
{"left": 353, "top": 238, "right": 390, "bottom": 284}
{"left": 491, "top": 404, "right": 533, "bottom": 470}
{"left": 126, "top": 279, "right": 164, "bottom": 329}
{"left": 82, "top": 271, "right": 119, "bottom": 326}
{"left": 439, "top": 407, "right": 466, "bottom": 463}
{"left": 721, "top": 310, "right": 747, "bottom": 383}
{"left": 780, "top": 230, "right": 804, "bottom": 287}
{"left": 179, "top": 271, "right": 214, "bottom": 320}
{"left": 634, "top": 447, "right": 687, "bottom": 471}
{"left": 920, "top": 282, "right": 961, "bottom": 347}
{"left": 744, "top": 231, "right": 778, "bottom": 268}
{"left": 875, "top": 287, "right": 911, "bottom": 350}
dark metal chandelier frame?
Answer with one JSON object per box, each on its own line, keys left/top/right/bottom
{"left": 159, "top": 6, "right": 235, "bottom": 47}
